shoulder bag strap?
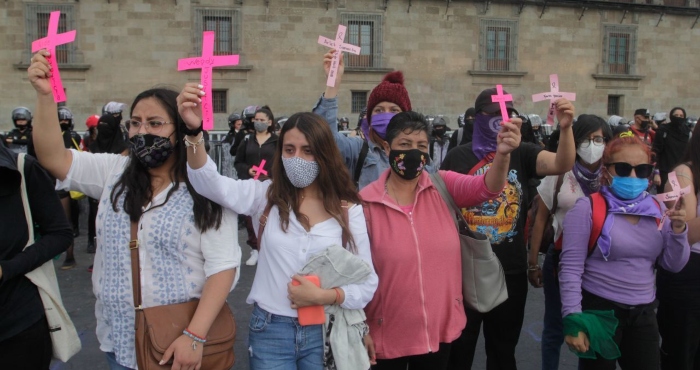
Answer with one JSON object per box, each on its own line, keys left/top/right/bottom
{"left": 257, "top": 202, "right": 274, "bottom": 248}
{"left": 17, "top": 153, "right": 35, "bottom": 248}
{"left": 340, "top": 200, "right": 349, "bottom": 248}
{"left": 468, "top": 152, "right": 496, "bottom": 176}
{"left": 430, "top": 172, "right": 477, "bottom": 238}
{"left": 354, "top": 141, "right": 369, "bottom": 185}
{"left": 129, "top": 221, "right": 142, "bottom": 309}
{"left": 71, "top": 137, "right": 82, "bottom": 152}
{"left": 587, "top": 193, "right": 608, "bottom": 254}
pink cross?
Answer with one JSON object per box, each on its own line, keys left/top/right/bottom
{"left": 178, "top": 31, "right": 239, "bottom": 130}
{"left": 656, "top": 171, "right": 691, "bottom": 230}
{"left": 531, "top": 74, "right": 576, "bottom": 125}
{"left": 252, "top": 159, "right": 268, "bottom": 180}
{"left": 31, "top": 11, "right": 76, "bottom": 103}
{"left": 318, "top": 25, "right": 361, "bottom": 87}
{"left": 491, "top": 85, "right": 514, "bottom": 123}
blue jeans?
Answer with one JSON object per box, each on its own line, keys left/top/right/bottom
{"left": 541, "top": 247, "right": 564, "bottom": 370}
{"left": 248, "top": 304, "right": 324, "bottom": 370}
{"left": 105, "top": 352, "right": 135, "bottom": 370}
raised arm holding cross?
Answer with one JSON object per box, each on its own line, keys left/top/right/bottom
{"left": 318, "top": 25, "right": 361, "bottom": 87}
{"left": 31, "top": 11, "right": 76, "bottom": 103}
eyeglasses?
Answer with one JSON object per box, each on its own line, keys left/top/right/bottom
{"left": 125, "top": 119, "right": 171, "bottom": 134}
{"left": 579, "top": 137, "right": 605, "bottom": 148}
{"left": 605, "top": 162, "right": 655, "bottom": 178}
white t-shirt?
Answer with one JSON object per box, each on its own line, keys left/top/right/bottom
{"left": 187, "top": 157, "right": 378, "bottom": 317}
{"left": 537, "top": 171, "right": 585, "bottom": 242}
{"left": 57, "top": 150, "right": 241, "bottom": 368}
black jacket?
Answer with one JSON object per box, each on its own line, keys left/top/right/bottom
{"left": 234, "top": 133, "right": 279, "bottom": 180}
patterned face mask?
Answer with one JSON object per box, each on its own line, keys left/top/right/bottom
{"left": 129, "top": 133, "right": 175, "bottom": 169}
{"left": 389, "top": 148, "right": 429, "bottom": 180}
{"left": 281, "top": 156, "right": 320, "bottom": 188}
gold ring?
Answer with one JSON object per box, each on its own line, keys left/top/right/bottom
{"left": 30, "top": 58, "right": 34, "bottom": 63}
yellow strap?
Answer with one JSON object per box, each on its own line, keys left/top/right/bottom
{"left": 71, "top": 136, "right": 82, "bottom": 152}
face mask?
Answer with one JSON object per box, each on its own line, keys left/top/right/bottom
{"left": 670, "top": 116, "right": 686, "bottom": 126}
{"left": 610, "top": 176, "right": 649, "bottom": 200}
{"left": 129, "top": 133, "right": 175, "bottom": 169}
{"left": 434, "top": 127, "right": 447, "bottom": 136}
{"left": 360, "top": 118, "right": 369, "bottom": 141}
{"left": 577, "top": 144, "right": 605, "bottom": 165}
{"left": 282, "top": 156, "right": 319, "bottom": 188}
{"left": 60, "top": 124, "right": 71, "bottom": 132}
{"left": 639, "top": 120, "right": 650, "bottom": 130}
{"left": 471, "top": 114, "right": 502, "bottom": 159}
{"left": 389, "top": 149, "right": 429, "bottom": 180}
{"left": 254, "top": 121, "right": 269, "bottom": 133}
{"left": 370, "top": 112, "right": 397, "bottom": 139}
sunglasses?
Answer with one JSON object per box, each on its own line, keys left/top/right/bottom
{"left": 605, "top": 162, "right": 655, "bottom": 178}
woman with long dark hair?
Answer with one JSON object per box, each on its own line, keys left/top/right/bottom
{"left": 657, "top": 122, "right": 700, "bottom": 370}
{"left": 179, "top": 82, "right": 378, "bottom": 370}
{"left": 28, "top": 50, "right": 240, "bottom": 370}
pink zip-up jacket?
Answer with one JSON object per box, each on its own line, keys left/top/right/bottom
{"left": 361, "top": 169, "right": 503, "bottom": 359}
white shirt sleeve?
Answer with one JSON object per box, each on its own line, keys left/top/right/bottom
{"left": 537, "top": 174, "right": 558, "bottom": 212}
{"left": 187, "top": 156, "right": 270, "bottom": 216}
{"left": 339, "top": 204, "right": 379, "bottom": 310}
{"left": 201, "top": 207, "right": 242, "bottom": 290}
{"left": 55, "top": 149, "right": 129, "bottom": 200}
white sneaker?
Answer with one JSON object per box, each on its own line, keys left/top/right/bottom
{"left": 246, "top": 250, "right": 259, "bottom": 266}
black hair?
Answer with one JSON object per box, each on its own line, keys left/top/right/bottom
{"left": 572, "top": 114, "right": 613, "bottom": 149}
{"left": 546, "top": 129, "right": 561, "bottom": 152}
{"left": 385, "top": 111, "right": 432, "bottom": 145}
{"left": 255, "top": 106, "right": 275, "bottom": 133}
{"left": 670, "top": 107, "right": 687, "bottom": 119}
{"left": 520, "top": 115, "right": 537, "bottom": 145}
{"left": 110, "top": 88, "right": 223, "bottom": 232}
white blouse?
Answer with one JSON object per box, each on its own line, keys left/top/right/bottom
{"left": 537, "top": 170, "right": 585, "bottom": 241}
{"left": 187, "top": 157, "right": 378, "bottom": 317}
{"left": 57, "top": 150, "right": 241, "bottom": 369}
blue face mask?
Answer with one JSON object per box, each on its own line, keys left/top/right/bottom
{"left": 610, "top": 176, "right": 649, "bottom": 200}
{"left": 370, "top": 112, "right": 397, "bottom": 140}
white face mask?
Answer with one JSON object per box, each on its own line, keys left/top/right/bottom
{"left": 577, "top": 144, "right": 605, "bottom": 165}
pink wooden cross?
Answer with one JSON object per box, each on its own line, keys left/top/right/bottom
{"left": 31, "top": 11, "right": 76, "bottom": 103}
{"left": 532, "top": 74, "right": 576, "bottom": 125}
{"left": 178, "top": 31, "right": 239, "bottom": 130}
{"left": 318, "top": 25, "right": 361, "bottom": 87}
{"left": 491, "top": 85, "right": 513, "bottom": 123}
{"left": 252, "top": 159, "right": 268, "bottom": 180}
{"left": 656, "top": 171, "right": 691, "bottom": 230}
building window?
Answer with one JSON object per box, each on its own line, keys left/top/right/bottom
{"left": 25, "top": 4, "right": 77, "bottom": 64}
{"left": 212, "top": 90, "right": 227, "bottom": 113}
{"left": 193, "top": 8, "right": 240, "bottom": 55}
{"left": 351, "top": 91, "right": 368, "bottom": 113}
{"left": 602, "top": 25, "right": 637, "bottom": 75}
{"left": 607, "top": 95, "right": 622, "bottom": 116}
{"left": 341, "top": 13, "right": 383, "bottom": 68}
{"left": 479, "top": 19, "right": 519, "bottom": 72}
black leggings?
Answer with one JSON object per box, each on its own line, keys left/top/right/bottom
{"left": 579, "top": 290, "right": 659, "bottom": 370}
{"left": 0, "top": 316, "right": 52, "bottom": 369}
{"left": 373, "top": 342, "right": 452, "bottom": 370}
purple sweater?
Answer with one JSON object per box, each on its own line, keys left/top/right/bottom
{"left": 559, "top": 196, "right": 690, "bottom": 317}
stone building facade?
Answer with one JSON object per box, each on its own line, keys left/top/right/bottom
{"left": 1, "top": 0, "right": 699, "bottom": 131}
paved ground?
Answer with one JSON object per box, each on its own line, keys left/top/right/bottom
{"left": 50, "top": 202, "right": 583, "bottom": 370}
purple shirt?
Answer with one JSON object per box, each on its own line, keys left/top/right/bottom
{"left": 559, "top": 196, "right": 690, "bottom": 317}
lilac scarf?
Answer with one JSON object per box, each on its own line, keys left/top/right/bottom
{"left": 573, "top": 161, "right": 602, "bottom": 196}
{"left": 471, "top": 114, "right": 501, "bottom": 160}
{"left": 597, "top": 187, "right": 663, "bottom": 259}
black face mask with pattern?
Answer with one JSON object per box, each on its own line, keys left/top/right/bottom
{"left": 129, "top": 133, "right": 175, "bottom": 169}
{"left": 389, "top": 149, "right": 429, "bottom": 180}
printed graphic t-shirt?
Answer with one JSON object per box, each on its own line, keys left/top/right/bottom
{"left": 440, "top": 142, "right": 543, "bottom": 274}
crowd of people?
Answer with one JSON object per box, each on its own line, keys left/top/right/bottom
{"left": 0, "top": 45, "right": 697, "bottom": 370}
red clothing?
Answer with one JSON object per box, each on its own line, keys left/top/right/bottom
{"left": 360, "top": 169, "right": 502, "bottom": 359}
{"left": 631, "top": 127, "right": 655, "bottom": 146}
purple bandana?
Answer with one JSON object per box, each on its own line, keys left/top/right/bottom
{"left": 596, "top": 187, "right": 663, "bottom": 259}
{"left": 472, "top": 114, "right": 502, "bottom": 160}
{"left": 573, "top": 161, "right": 602, "bottom": 196}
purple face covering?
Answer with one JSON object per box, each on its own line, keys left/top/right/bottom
{"left": 370, "top": 112, "right": 396, "bottom": 140}
{"left": 471, "top": 114, "right": 502, "bottom": 160}
{"left": 360, "top": 118, "right": 370, "bottom": 141}
{"left": 596, "top": 187, "right": 663, "bottom": 259}
{"left": 573, "top": 161, "right": 603, "bottom": 196}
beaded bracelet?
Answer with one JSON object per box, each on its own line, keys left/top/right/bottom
{"left": 183, "top": 328, "right": 206, "bottom": 343}
{"left": 183, "top": 133, "right": 205, "bottom": 154}
{"left": 333, "top": 287, "right": 342, "bottom": 305}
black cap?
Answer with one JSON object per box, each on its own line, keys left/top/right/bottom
{"left": 475, "top": 88, "right": 517, "bottom": 116}
{"left": 634, "top": 108, "right": 650, "bottom": 117}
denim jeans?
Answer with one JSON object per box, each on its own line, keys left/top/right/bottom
{"left": 541, "top": 247, "right": 564, "bottom": 370}
{"left": 105, "top": 352, "right": 135, "bottom": 370}
{"left": 248, "top": 304, "right": 324, "bottom": 370}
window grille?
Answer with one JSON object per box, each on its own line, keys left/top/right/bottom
{"left": 340, "top": 13, "right": 383, "bottom": 68}
{"left": 478, "top": 19, "right": 519, "bottom": 72}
